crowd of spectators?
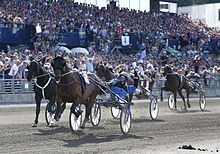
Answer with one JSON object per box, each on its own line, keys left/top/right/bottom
{"left": 0, "top": 0, "right": 220, "bottom": 88}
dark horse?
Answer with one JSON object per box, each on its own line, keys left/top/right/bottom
{"left": 26, "top": 59, "right": 57, "bottom": 127}
{"left": 160, "top": 66, "right": 191, "bottom": 110}
{"left": 49, "top": 56, "right": 101, "bottom": 129}
{"left": 95, "top": 64, "right": 115, "bottom": 82}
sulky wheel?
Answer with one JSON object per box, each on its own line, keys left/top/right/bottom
{"left": 199, "top": 94, "right": 206, "bottom": 111}
{"left": 149, "top": 98, "right": 159, "bottom": 120}
{"left": 120, "top": 108, "right": 132, "bottom": 135}
{"left": 69, "top": 107, "right": 83, "bottom": 132}
{"left": 90, "top": 103, "right": 101, "bottom": 127}
{"left": 168, "top": 93, "right": 175, "bottom": 110}
{"left": 111, "top": 106, "right": 121, "bottom": 119}
{"left": 45, "top": 103, "right": 56, "bottom": 125}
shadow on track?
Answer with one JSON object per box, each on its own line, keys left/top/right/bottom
{"left": 172, "top": 109, "right": 210, "bottom": 114}
{"left": 104, "top": 118, "right": 165, "bottom": 125}
{"left": 33, "top": 126, "right": 70, "bottom": 136}
{"left": 62, "top": 133, "right": 148, "bottom": 148}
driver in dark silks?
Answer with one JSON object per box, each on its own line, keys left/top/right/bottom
{"left": 186, "top": 72, "right": 201, "bottom": 93}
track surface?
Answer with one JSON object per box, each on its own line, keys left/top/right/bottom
{"left": 0, "top": 98, "right": 220, "bottom": 154}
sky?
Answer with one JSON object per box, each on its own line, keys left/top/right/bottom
{"left": 74, "top": 0, "right": 150, "bottom": 11}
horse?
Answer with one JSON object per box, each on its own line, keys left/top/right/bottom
{"left": 49, "top": 56, "right": 101, "bottom": 129}
{"left": 26, "top": 58, "right": 57, "bottom": 127}
{"left": 160, "top": 65, "right": 191, "bottom": 110}
{"left": 95, "top": 64, "right": 115, "bottom": 82}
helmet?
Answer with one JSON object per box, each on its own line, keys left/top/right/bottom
{"left": 194, "top": 73, "right": 200, "bottom": 78}
{"left": 118, "top": 73, "right": 127, "bottom": 83}
{"left": 119, "top": 75, "right": 126, "bottom": 81}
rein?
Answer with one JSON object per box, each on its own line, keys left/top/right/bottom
{"left": 56, "top": 70, "right": 79, "bottom": 87}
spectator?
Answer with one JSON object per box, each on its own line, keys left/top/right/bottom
{"left": 194, "top": 55, "right": 201, "bottom": 73}
{"left": 8, "top": 60, "right": 21, "bottom": 79}
{"left": 17, "top": 60, "right": 28, "bottom": 79}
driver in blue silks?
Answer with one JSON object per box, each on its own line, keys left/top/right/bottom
{"left": 109, "top": 72, "right": 138, "bottom": 103}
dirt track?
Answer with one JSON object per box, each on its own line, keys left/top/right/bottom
{"left": 0, "top": 98, "right": 220, "bottom": 154}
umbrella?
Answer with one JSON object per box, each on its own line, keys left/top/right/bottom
{"left": 71, "top": 47, "right": 89, "bottom": 55}
{"left": 163, "top": 45, "right": 182, "bottom": 56}
{"left": 52, "top": 46, "right": 71, "bottom": 54}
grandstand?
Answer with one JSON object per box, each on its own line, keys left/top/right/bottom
{"left": 0, "top": 0, "right": 220, "bottom": 102}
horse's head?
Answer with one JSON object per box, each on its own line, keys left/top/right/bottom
{"left": 26, "top": 61, "right": 40, "bottom": 81}
{"left": 163, "top": 65, "right": 173, "bottom": 76}
{"left": 96, "top": 64, "right": 105, "bottom": 78}
{"left": 96, "top": 64, "right": 114, "bottom": 81}
{"left": 51, "top": 56, "right": 68, "bottom": 81}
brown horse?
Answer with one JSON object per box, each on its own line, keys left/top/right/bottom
{"left": 160, "top": 66, "right": 191, "bottom": 110}
{"left": 49, "top": 56, "right": 101, "bottom": 129}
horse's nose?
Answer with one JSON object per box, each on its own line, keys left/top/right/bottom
{"left": 55, "top": 76, "right": 60, "bottom": 81}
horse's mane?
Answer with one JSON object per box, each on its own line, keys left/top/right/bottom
{"left": 87, "top": 72, "right": 101, "bottom": 82}
{"left": 53, "top": 56, "right": 71, "bottom": 71}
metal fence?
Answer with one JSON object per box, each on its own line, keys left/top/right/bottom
{"left": 0, "top": 79, "right": 34, "bottom": 94}
{"left": 0, "top": 79, "right": 219, "bottom": 104}
{"left": 0, "top": 79, "right": 35, "bottom": 104}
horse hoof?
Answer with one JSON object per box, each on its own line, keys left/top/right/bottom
{"left": 49, "top": 119, "right": 59, "bottom": 127}
{"left": 48, "top": 123, "right": 58, "bottom": 127}
{"left": 181, "top": 108, "right": 187, "bottom": 111}
{"left": 32, "top": 123, "right": 37, "bottom": 127}
{"left": 188, "top": 104, "right": 191, "bottom": 108}
{"left": 80, "top": 125, "right": 85, "bottom": 129}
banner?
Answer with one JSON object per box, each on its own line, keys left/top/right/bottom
{"left": 0, "top": 24, "right": 31, "bottom": 44}
{"left": 121, "top": 36, "right": 129, "bottom": 46}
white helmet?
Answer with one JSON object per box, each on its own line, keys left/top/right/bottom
{"left": 194, "top": 73, "right": 200, "bottom": 78}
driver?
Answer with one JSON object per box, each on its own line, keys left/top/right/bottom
{"left": 111, "top": 73, "right": 129, "bottom": 93}
{"left": 186, "top": 72, "right": 201, "bottom": 92}
{"left": 109, "top": 72, "right": 137, "bottom": 104}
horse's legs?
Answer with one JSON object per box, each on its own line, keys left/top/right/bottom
{"left": 173, "top": 91, "right": 177, "bottom": 109}
{"left": 33, "top": 95, "right": 42, "bottom": 127}
{"left": 53, "top": 98, "right": 62, "bottom": 122}
{"left": 47, "top": 98, "right": 55, "bottom": 113}
{"left": 70, "top": 102, "right": 82, "bottom": 118}
{"left": 178, "top": 89, "right": 186, "bottom": 110}
{"left": 80, "top": 92, "right": 97, "bottom": 129}
{"left": 57, "top": 102, "right": 66, "bottom": 120}
{"left": 160, "top": 87, "right": 165, "bottom": 102}
{"left": 186, "top": 89, "right": 191, "bottom": 108}
{"left": 80, "top": 102, "right": 93, "bottom": 129}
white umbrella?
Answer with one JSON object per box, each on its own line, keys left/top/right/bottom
{"left": 52, "top": 46, "right": 71, "bottom": 54}
{"left": 71, "top": 47, "right": 89, "bottom": 55}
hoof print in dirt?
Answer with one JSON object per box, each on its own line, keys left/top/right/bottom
{"left": 179, "top": 145, "right": 210, "bottom": 152}
{"left": 181, "top": 145, "right": 196, "bottom": 150}
{"left": 197, "top": 148, "right": 208, "bottom": 151}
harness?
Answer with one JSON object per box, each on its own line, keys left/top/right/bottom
{"left": 75, "top": 71, "right": 86, "bottom": 94}
{"left": 31, "top": 61, "right": 55, "bottom": 100}
{"left": 35, "top": 76, "right": 53, "bottom": 99}
{"left": 58, "top": 70, "right": 86, "bottom": 94}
